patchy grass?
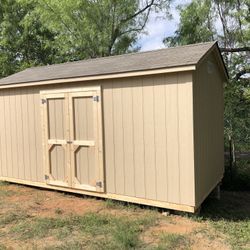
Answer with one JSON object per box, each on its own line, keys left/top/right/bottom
{"left": 10, "top": 212, "right": 157, "bottom": 248}
{"left": 0, "top": 181, "right": 249, "bottom": 249}
{"left": 105, "top": 199, "right": 144, "bottom": 211}
{"left": 156, "top": 233, "right": 190, "bottom": 250}
{"left": 198, "top": 191, "right": 250, "bottom": 250}
{"left": 0, "top": 244, "right": 7, "bottom": 250}
{"left": 0, "top": 189, "right": 15, "bottom": 197}
{"left": 0, "top": 211, "right": 30, "bottom": 226}
{"left": 0, "top": 181, "right": 9, "bottom": 187}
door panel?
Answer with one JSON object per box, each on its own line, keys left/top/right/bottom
{"left": 50, "top": 145, "right": 66, "bottom": 181}
{"left": 69, "top": 91, "right": 104, "bottom": 192}
{"left": 73, "top": 96, "right": 94, "bottom": 140}
{"left": 42, "top": 93, "right": 70, "bottom": 187}
{"left": 75, "top": 146, "right": 96, "bottom": 188}
{"left": 41, "top": 87, "right": 104, "bottom": 192}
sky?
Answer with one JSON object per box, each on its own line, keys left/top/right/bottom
{"left": 138, "top": 0, "right": 192, "bottom": 51}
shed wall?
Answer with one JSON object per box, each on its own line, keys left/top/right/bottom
{"left": 193, "top": 53, "right": 224, "bottom": 205}
{"left": 0, "top": 72, "right": 195, "bottom": 206}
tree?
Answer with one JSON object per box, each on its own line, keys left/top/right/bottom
{"left": 34, "top": 0, "right": 170, "bottom": 61}
{"left": 164, "top": 0, "right": 214, "bottom": 46}
{"left": 0, "top": 0, "right": 58, "bottom": 78}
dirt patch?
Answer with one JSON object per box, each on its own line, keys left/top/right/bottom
{"left": 35, "top": 194, "right": 104, "bottom": 217}
{"left": 153, "top": 216, "right": 202, "bottom": 234}
{"left": 142, "top": 216, "right": 231, "bottom": 250}
{"left": 141, "top": 215, "right": 202, "bottom": 246}
{"left": 4, "top": 186, "right": 104, "bottom": 217}
{"left": 189, "top": 227, "right": 231, "bottom": 250}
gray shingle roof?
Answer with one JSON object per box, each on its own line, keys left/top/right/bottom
{"left": 0, "top": 41, "right": 217, "bottom": 86}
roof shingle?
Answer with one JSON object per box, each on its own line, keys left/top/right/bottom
{"left": 0, "top": 42, "right": 217, "bottom": 86}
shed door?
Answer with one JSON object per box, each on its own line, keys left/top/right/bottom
{"left": 69, "top": 91, "right": 104, "bottom": 192}
{"left": 42, "top": 93, "right": 70, "bottom": 187}
{"left": 41, "top": 87, "right": 104, "bottom": 192}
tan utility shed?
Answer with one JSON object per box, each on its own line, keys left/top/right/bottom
{"left": 0, "top": 42, "right": 227, "bottom": 212}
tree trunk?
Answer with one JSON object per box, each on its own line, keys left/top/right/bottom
{"left": 229, "top": 135, "right": 233, "bottom": 182}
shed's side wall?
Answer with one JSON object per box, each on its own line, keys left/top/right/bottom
{"left": 193, "top": 52, "right": 224, "bottom": 206}
{"left": 103, "top": 72, "right": 195, "bottom": 206}
{"left": 0, "top": 72, "right": 195, "bottom": 206}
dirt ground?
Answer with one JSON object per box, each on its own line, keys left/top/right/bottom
{"left": 0, "top": 183, "right": 248, "bottom": 249}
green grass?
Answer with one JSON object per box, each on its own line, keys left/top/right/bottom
{"left": 211, "top": 220, "right": 250, "bottom": 250}
{"left": 0, "top": 211, "right": 30, "bottom": 226}
{"left": 156, "top": 233, "right": 190, "bottom": 250}
{"left": 105, "top": 199, "right": 142, "bottom": 211}
{"left": 10, "top": 212, "right": 157, "bottom": 249}
{"left": 0, "top": 181, "right": 15, "bottom": 197}
{"left": 0, "top": 189, "right": 15, "bottom": 197}
{"left": 197, "top": 191, "right": 250, "bottom": 250}
{"left": 0, "top": 244, "right": 7, "bottom": 250}
{"left": 0, "top": 181, "right": 9, "bottom": 187}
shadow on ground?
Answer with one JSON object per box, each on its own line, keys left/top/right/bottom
{"left": 200, "top": 191, "right": 250, "bottom": 221}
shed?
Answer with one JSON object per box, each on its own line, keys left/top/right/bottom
{"left": 0, "top": 41, "right": 227, "bottom": 212}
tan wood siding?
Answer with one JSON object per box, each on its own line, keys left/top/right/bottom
{"left": 102, "top": 73, "right": 195, "bottom": 205}
{"left": 122, "top": 80, "right": 135, "bottom": 197}
{"left": 193, "top": 52, "right": 224, "bottom": 206}
{"left": 165, "top": 75, "right": 179, "bottom": 203}
{"left": 132, "top": 78, "right": 145, "bottom": 198}
{"left": 178, "top": 73, "right": 195, "bottom": 205}
{"left": 0, "top": 72, "right": 195, "bottom": 207}
{"left": 0, "top": 88, "right": 44, "bottom": 182}
{"left": 112, "top": 82, "right": 125, "bottom": 195}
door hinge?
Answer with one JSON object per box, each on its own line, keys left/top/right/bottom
{"left": 41, "top": 99, "right": 47, "bottom": 104}
{"left": 93, "top": 96, "right": 99, "bottom": 102}
{"left": 96, "top": 181, "right": 102, "bottom": 188}
{"left": 45, "top": 175, "right": 49, "bottom": 180}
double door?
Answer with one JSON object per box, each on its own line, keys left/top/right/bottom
{"left": 41, "top": 87, "right": 104, "bottom": 192}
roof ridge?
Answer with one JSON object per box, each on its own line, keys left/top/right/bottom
{"left": 27, "top": 41, "right": 217, "bottom": 71}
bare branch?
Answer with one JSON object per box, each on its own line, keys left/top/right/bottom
{"left": 120, "top": 0, "right": 155, "bottom": 24}
{"left": 235, "top": 68, "right": 250, "bottom": 80}
{"left": 220, "top": 47, "right": 250, "bottom": 53}
{"left": 108, "top": 1, "right": 153, "bottom": 55}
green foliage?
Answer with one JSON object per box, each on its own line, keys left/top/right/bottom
{"left": 0, "top": 0, "right": 171, "bottom": 78}
{"left": 164, "top": 0, "right": 214, "bottom": 46}
{"left": 0, "top": 0, "right": 58, "bottom": 78}
{"left": 223, "top": 160, "right": 250, "bottom": 190}
{"left": 34, "top": 0, "right": 170, "bottom": 60}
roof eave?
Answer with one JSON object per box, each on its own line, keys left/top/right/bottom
{"left": 0, "top": 65, "right": 196, "bottom": 89}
